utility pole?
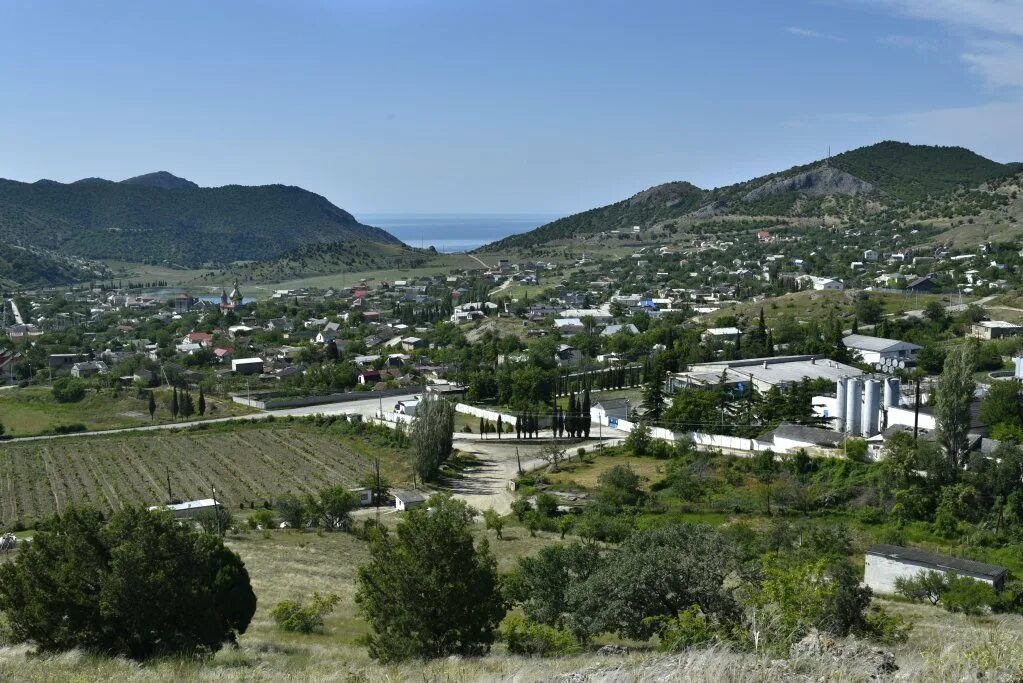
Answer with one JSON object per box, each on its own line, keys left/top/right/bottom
{"left": 166, "top": 467, "right": 173, "bottom": 503}
{"left": 913, "top": 378, "right": 921, "bottom": 444}
{"left": 375, "top": 457, "right": 381, "bottom": 523}
{"left": 211, "top": 485, "right": 222, "bottom": 536}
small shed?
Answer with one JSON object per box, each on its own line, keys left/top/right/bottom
{"left": 148, "top": 498, "right": 220, "bottom": 519}
{"left": 232, "top": 357, "right": 264, "bottom": 375}
{"left": 864, "top": 544, "right": 1008, "bottom": 594}
{"left": 393, "top": 489, "right": 428, "bottom": 511}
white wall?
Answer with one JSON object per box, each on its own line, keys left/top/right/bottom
{"left": 864, "top": 554, "right": 999, "bottom": 595}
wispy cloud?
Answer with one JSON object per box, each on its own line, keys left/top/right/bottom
{"left": 860, "top": 0, "right": 1023, "bottom": 87}
{"left": 785, "top": 26, "right": 847, "bottom": 43}
{"left": 878, "top": 34, "right": 935, "bottom": 52}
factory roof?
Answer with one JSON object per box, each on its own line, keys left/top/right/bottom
{"left": 684, "top": 355, "right": 862, "bottom": 388}
{"left": 843, "top": 334, "right": 922, "bottom": 353}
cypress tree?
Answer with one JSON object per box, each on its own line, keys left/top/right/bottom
{"left": 170, "top": 387, "right": 179, "bottom": 419}
{"left": 198, "top": 386, "right": 206, "bottom": 417}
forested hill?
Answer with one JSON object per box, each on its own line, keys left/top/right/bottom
{"left": 482, "top": 141, "right": 1016, "bottom": 250}
{"left": 0, "top": 173, "right": 403, "bottom": 267}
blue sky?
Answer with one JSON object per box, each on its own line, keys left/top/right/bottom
{"left": 1, "top": 0, "right": 1021, "bottom": 214}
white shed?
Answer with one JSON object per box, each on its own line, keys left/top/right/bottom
{"left": 864, "top": 544, "right": 1008, "bottom": 595}
{"left": 393, "top": 489, "right": 428, "bottom": 511}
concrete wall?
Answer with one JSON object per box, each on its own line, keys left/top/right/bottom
{"left": 864, "top": 553, "right": 1000, "bottom": 595}
{"left": 233, "top": 387, "right": 411, "bottom": 410}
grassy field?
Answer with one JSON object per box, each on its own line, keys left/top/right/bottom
{"left": 545, "top": 453, "right": 667, "bottom": 489}
{"left": 0, "top": 523, "right": 1021, "bottom": 681}
{"left": 0, "top": 421, "right": 411, "bottom": 527}
{"left": 0, "top": 385, "right": 254, "bottom": 437}
{"left": 705, "top": 289, "right": 955, "bottom": 327}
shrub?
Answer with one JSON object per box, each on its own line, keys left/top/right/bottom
{"left": 649, "top": 605, "right": 718, "bottom": 652}
{"left": 51, "top": 378, "right": 87, "bottom": 403}
{"left": 500, "top": 614, "right": 579, "bottom": 656}
{"left": 511, "top": 498, "right": 532, "bottom": 522}
{"left": 943, "top": 574, "right": 998, "bottom": 615}
{"left": 269, "top": 592, "right": 340, "bottom": 633}
{"left": 0, "top": 506, "right": 255, "bottom": 659}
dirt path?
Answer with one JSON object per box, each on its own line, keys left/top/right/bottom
{"left": 441, "top": 433, "right": 623, "bottom": 515}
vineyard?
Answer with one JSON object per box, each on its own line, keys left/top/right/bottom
{"left": 0, "top": 421, "right": 410, "bottom": 527}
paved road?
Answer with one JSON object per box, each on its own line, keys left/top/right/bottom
{"left": 0, "top": 393, "right": 422, "bottom": 444}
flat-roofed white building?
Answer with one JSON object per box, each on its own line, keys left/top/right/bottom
{"left": 843, "top": 334, "right": 921, "bottom": 366}
{"left": 864, "top": 544, "right": 1008, "bottom": 595}
{"left": 669, "top": 355, "right": 862, "bottom": 393}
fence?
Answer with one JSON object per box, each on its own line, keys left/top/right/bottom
{"left": 600, "top": 416, "right": 764, "bottom": 454}
{"left": 455, "top": 403, "right": 552, "bottom": 429}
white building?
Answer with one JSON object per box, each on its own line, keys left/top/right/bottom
{"left": 800, "top": 276, "right": 844, "bottom": 291}
{"left": 393, "top": 489, "right": 428, "bottom": 511}
{"left": 864, "top": 544, "right": 1007, "bottom": 595}
{"left": 843, "top": 334, "right": 921, "bottom": 366}
{"left": 148, "top": 498, "right": 220, "bottom": 519}
{"left": 670, "top": 355, "right": 862, "bottom": 393}
{"left": 232, "top": 357, "right": 264, "bottom": 375}
{"left": 700, "top": 326, "right": 741, "bottom": 343}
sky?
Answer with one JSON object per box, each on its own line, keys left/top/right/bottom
{"left": 1, "top": 0, "right": 1022, "bottom": 215}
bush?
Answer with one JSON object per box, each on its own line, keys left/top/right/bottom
{"left": 247, "top": 509, "right": 276, "bottom": 530}
{"left": 0, "top": 506, "right": 255, "bottom": 659}
{"left": 269, "top": 592, "right": 340, "bottom": 633}
{"left": 511, "top": 498, "right": 532, "bottom": 522}
{"left": 500, "top": 614, "right": 579, "bottom": 656}
{"left": 649, "top": 605, "right": 718, "bottom": 652}
{"left": 51, "top": 378, "right": 87, "bottom": 403}
{"left": 943, "top": 574, "right": 998, "bottom": 615}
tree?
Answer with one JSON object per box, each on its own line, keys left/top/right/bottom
{"left": 147, "top": 391, "right": 156, "bottom": 420}
{"left": 981, "top": 380, "right": 1023, "bottom": 432}
{"left": 180, "top": 391, "right": 195, "bottom": 419}
{"left": 753, "top": 449, "right": 778, "bottom": 514}
{"left": 410, "top": 396, "right": 455, "bottom": 481}
{"left": 482, "top": 508, "right": 505, "bottom": 539}
{"left": 480, "top": 416, "right": 486, "bottom": 439}
{"left": 641, "top": 372, "right": 665, "bottom": 424}
{"left": 51, "top": 377, "right": 86, "bottom": 403}
{"left": 624, "top": 420, "right": 652, "bottom": 456}
{"left": 307, "top": 486, "right": 357, "bottom": 530}
{"left": 924, "top": 300, "right": 947, "bottom": 324}
{"left": 355, "top": 495, "right": 505, "bottom": 661}
{"left": 198, "top": 386, "right": 207, "bottom": 416}
{"left": 506, "top": 543, "right": 601, "bottom": 628}
{"left": 276, "top": 494, "right": 307, "bottom": 529}
{"left": 935, "top": 343, "right": 977, "bottom": 469}
{"left": 582, "top": 389, "right": 591, "bottom": 438}
{"left": 539, "top": 442, "right": 566, "bottom": 472}
{"left": 170, "top": 387, "right": 179, "bottom": 419}
{"left": 568, "top": 524, "right": 740, "bottom": 641}
{"left": 0, "top": 506, "right": 255, "bottom": 659}
{"left": 497, "top": 415, "right": 503, "bottom": 439}
{"left": 854, "top": 294, "right": 883, "bottom": 325}
{"left": 595, "top": 464, "right": 643, "bottom": 510}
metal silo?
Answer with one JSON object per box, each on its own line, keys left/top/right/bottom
{"left": 845, "top": 377, "right": 862, "bottom": 436}
{"left": 862, "top": 379, "right": 881, "bottom": 437}
{"left": 835, "top": 379, "right": 847, "bottom": 432}
{"left": 884, "top": 377, "right": 901, "bottom": 408}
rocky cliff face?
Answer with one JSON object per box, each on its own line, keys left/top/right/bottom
{"left": 743, "top": 166, "right": 875, "bottom": 203}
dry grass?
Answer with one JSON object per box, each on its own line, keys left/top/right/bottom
{"left": 546, "top": 454, "right": 667, "bottom": 490}
{"left": 1, "top": 530, "right": 1022, "bottom": 681}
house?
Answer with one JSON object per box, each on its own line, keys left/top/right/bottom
{"left": 148, "top": 498, "right": 220, "bottom": 519}
{"left": 265, "top": 318, "right": 294, "bottom": 333}
{"left": 184, "top": 332, "right": 214, "bottom": 347}
{"left": 232, "top": 357, "right": 264, "bottom": 375}
{"left": 71, "top": 360, "right": 108, "bottom": 378}
{"left": 905, "top": 276, "right": 937, "bottom": 293}
{"left": 864, "top": 544, "right": 1008, "bottom": 595}
{"left": 843, "top": 334, "right": 921, "bottom": 366}
{"left": 801, "top": 276, "right": 844, "bottom": 291}
{"left": 757, "top": 230, "right": 772, "bottom": 243}
{"left": 401, "top": 337, "right": 426, "bottom": 352}
{"left": 359, "top": 370, "right": 382, "bottom": 385}
{"left": 394, "top": 489, "right": 428, "bottom": 511}
{"left": 701, "top": 327, "right": 741, "bottom": 343}
{"left": 48, "top": 353, "right": 86, "bottom": 370}
{"left": 591, "top": 398, "right": 631, "bottom": 423}
{"left": 970, "top": 320, "right": 1023, "bottom": 340}
{"left": 395, "top": 398, "right": 420, "bottom": 416}
{"left": 602, "top": 323, "right": 640, "bottom": 337}
{"left": 863, "top": 249, "right": 879, "bottom": 262}
{"left": 349, "top": 487, "right": 373, "bottom": 507}
{"left": 555, "top": 345, "right": 583, "bottom": 367}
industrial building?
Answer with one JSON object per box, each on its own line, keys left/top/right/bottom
{"left": 843, "top": 334, "right": 921, "bottom": 370}
{"left": 668, "top": 355, "right": 862, "bottom": 394}
{"left": 970, "top": 320, "right": 1023, "bottom": 340}
{"left": 864, "top": 544, "right": 1008, "bottom": 595}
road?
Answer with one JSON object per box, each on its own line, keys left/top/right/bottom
{"left": 0, "top": 393, "right": 422, "bottom": 444}
{"left": 5, "top": 298, "right": 24, "bottom": 326}
{"left": 903, "top": 294, "right": 997, "bottom": 318}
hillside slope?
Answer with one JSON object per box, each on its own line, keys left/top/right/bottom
{"left": 483, "top": 141, "right": 1015, "bottom": 250}
{"left": 0, "top": 173, "right": 402, "bottom": 268}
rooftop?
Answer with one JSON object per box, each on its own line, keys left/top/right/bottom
{"left": 867, "top": 544, "right": 1008, "bottom": 580}
{"left": 843, "top": 334, "right": 922, "bottom": 353}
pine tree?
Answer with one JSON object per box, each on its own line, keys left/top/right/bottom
{"left": 480, "top": 416, "right": 485, "bottom": 439}
{"left": 148, "top": 392, "right": 156, "bottom": 421}
{"left": 642, "top": 372, "right": 665, "bottom": 425}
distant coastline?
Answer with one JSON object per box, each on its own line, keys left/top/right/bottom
{"left": 357, "top": 213, "right": 561, "bottom": 253}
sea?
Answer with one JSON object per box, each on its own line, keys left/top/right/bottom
{"left": 356, "top": 213, "right": 561, "bottom": 253}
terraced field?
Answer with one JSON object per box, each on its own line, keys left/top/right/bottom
{"left": 0, "top": 422, "right": 410, "bottom": 527}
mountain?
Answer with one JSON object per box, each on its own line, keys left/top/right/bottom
{"left": 0, "top": 174, "right": 404, "bottom": 268}
{"left": 483, "top": 141, "right": 1016, "bottom": 250}
{"left": 120, "top": 171, "right": 199, "bottom": 190}
{"left": 0, "top": 244, "right": 110, "bottom": 289}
